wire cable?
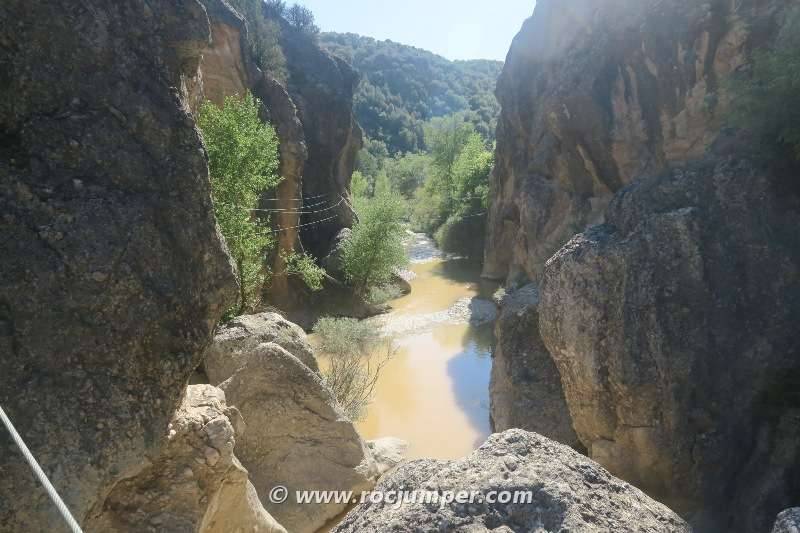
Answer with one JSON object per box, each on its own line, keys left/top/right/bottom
{"left": 0, "top": 405, "right": 83, "bottom": 533}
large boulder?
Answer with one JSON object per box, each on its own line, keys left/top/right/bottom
{"left": 218, "top": 342, "right": 378, "bottom": 533}
{"left": 334, "top": 429, "right": 689, "bottom": 532}
{"left": 490, "top": 284, "right": 581, "bottom": 450}
{"left": 483, "top": 0, "right": 790, "bottom": 281}
{"left": 85, "top": 385, "right": 286, "bottom": 533}
{"left": 205, "top": 312, "right": 318, "bottom": 382}
{"left": 0, "top": 0, "right": 236, "bottom": 529}
{"left": 539, "top": 156, "right": 800, "bottom": 532}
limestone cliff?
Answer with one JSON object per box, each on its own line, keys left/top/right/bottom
{"left": 0, "top": 0, "right": 237, "bottom": 528}
{"left": 485, "top": 1, "right": 800, "bottom": 531}
{"left": 193, "top": 1, "right": 363, "bottom": 309}
{"left": 484, "top": 0, "right": 790, "bottom": 282}
{"left": 280, "top": 25, "right": 362, "bottom": 259}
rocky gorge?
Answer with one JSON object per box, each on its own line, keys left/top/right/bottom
{"left": 1, "top": 0, "right": 799, "bottom": 532}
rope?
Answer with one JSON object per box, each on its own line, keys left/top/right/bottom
{"left": 0, "top": 405, "right": 83, "bottom": 533}
{"left": 260, "top": 192, "right": 337, "bottom": 202}
{"left": 269, "top": 213, "right": 340, "bottom": 234}
{"left": 252, "top": 197, "right": 345, "bottom": 215}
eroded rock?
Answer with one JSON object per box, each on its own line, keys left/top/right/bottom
{"left": 772, "top": 509, "right": 800, "bottom": 533}
{"left": 86, "top": 385, "right": 286, "bottom": 533}
{"left": 218, "top": 342, "right": 378, "bottom": 533}
{"left": 334, "top": 430, "right": 689, "bottom": 532}
{"left": 539, "top": 157, "right": 800, "bottom": 531}
{"left": 484, "top": 0, "right": 789, "bottom": 281}
{"left": 0, "top": 0, "right": 236, "bottom": 528}
{"left": 490, "top": 284, "right": 580, "bottom": 450}
{"left": 206, "top": 312, "right": 318, "bottom": 383}
{"left": 367, "top": 437, "right": 409, "bottom": 476}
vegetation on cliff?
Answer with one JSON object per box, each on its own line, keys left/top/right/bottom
{"left": 199, "top": 93, "right": 282, "bottom": 316}
{"left": 321, "top": 32, "right": 502, "bottom": 154}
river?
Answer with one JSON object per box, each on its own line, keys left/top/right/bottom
{"left": 356, "top": 232, "right": 498, "bottom": 460}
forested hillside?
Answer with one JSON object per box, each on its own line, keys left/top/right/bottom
{"left": 321, "top": 32, "right": 503, "bottom": 154}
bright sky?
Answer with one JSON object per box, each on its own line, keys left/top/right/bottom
{"left": 297, "top": 0, "right": 536, "bottom": 61}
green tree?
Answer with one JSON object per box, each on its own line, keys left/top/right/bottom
{"left": 727, "top": 9, "right": 800, "bottom": 159}
{"left": 425, "top": 115, "right": 476, "bottom": 210}
{"left": 198, "top": 93, "right": 282, "bottom": 316}
{"left": 286, "top": 4, "right": 319, "bottom": 35}
{"left": 384, "top": 152, "right": 432, "bottom": 198}
{"left": 342, "top": 193, "right": 408, "bottom": 294}
{"left": 450, "top": 133, "right": 492, "bottom": 214}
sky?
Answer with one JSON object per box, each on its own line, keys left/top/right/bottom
{"left": 296, "top": 0, "right": 536, "bottom": 61}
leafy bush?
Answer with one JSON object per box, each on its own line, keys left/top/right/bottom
{"left": 342, "top": 192, "right": 408, "bottom": 294}
{"left": 727, "top": 9, "right": 800, "bottom": 159}
{"left": 198, "top": 93, "right": 282, "bottom": 317}
{"left": 314, "top": 317, "right": 394, "bottom": 420}
{"left": 283, "top": 250, "right": 326, "bottom": 291}
{"left": 367, "top": 284, "right": 404, "bottom": 305}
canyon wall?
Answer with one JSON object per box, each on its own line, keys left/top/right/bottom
{"left": 0, "top": 0, "right": 237, "bottom": 528}
{"left": 280, "top": 25, "right": 362, "bottom": 260}
{"left": 485, "top": 1, "right": 800, "bottom": 531}
{"left": 484, "top": 0, "right": 787, "bottom": 282}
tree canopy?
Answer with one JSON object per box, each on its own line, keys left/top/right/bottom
{"left": 321, "top": 32, "right": 503, "bottom": 154}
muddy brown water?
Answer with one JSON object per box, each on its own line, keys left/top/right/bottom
{"left": 347, "top": 233, "right": 497, "bottom": 460}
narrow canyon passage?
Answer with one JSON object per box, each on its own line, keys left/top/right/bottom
{"left": 356, "top": 233, "right": 497, "bottom": 459}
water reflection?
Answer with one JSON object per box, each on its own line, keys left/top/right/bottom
{"left": 354, "top": 234, "right": 497, "bottom": 460}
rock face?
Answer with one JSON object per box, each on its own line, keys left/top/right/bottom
{"left": 367, "top": 437, "right": 409, "bottom": 476}
{"left": 205, "top": 311, "right": 318, "bottom": 381}
{"left": 216, "top": 342, "right": 378, "bottom": 533}
{"left": 0, "top": 0, "right": 237, "bottom": 529}
{"left": 773, "top": 509, "right": 800, "bottom": 533}
{"left": 281, "top": 26, "right": 362, "bottom": 259}
{"left": 334, "top": 429, "right": 689, "bottom": 532}
{"left": 539, "top": 156, "right": 800, "bottom": 532}
{"left": 85, "top": 385, "right": 286, "bottom": 533}
{"left": 484, "top": 0, "right": 789, "bottom": 282}
{"left": 490, "top": 285, "right": 580, "bottom": 450}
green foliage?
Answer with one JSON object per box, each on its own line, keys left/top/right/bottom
{"left": 321, "top": 32, "right": 503, "bottom": 154}
{"left": 228, "top": 0, "right": 288, "bottom": 82}
{"left": 314, "top": 317, "right": 394, "bottom": 421}
{"left": 198, "top": 93, "right": 282, "bottom": 316}
{"left": 286, "top": 4, "right": 320, "bottom": 35}
{"left": 283, "top": 250, "right": 325, "bottom": 291}
{"left": 350, "top": 170, "right": 370, "bottom": 199}
{"left": 366, "top": 284, "right": 404, "bottom": 305}
{"left": 383, "top": 152, "right": 432, "bottom": 198}
{"left": 408, "top": 116, "right": 493, "bottom": 257}
{"left": 342, "top": 193, "right": 408, "bottom": 294}
{"left": 727, "top": 9, "right": 800, "bottom": 159}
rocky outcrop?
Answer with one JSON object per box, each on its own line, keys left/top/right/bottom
{"left": 281, "top": 27, "right": 362, "bottom": 259}
{"left": 484, "top": 0, "right": 791, "bottom": 282}
{"left": 490, "top": 285, "right": 580, "bottom": 450}
{"left": 205, "top": 311, "right": 318, "bottom": 381}
{"left": 0, "top": 0, "right": 237, "bottom": 529}
{"left": 334, "top": 429, "right": 689, "bottom": 532}
{"left": 86, "top": 385, "right": 285, "bottom": 533}
{"left": 773, "top": 509, "right": 800, "bottom": 533}
{"left": 539, "top": 156, "right": 800, "bottom": 532}
{"left": 216, "top": 342, "right": 378, "bottom": 533}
